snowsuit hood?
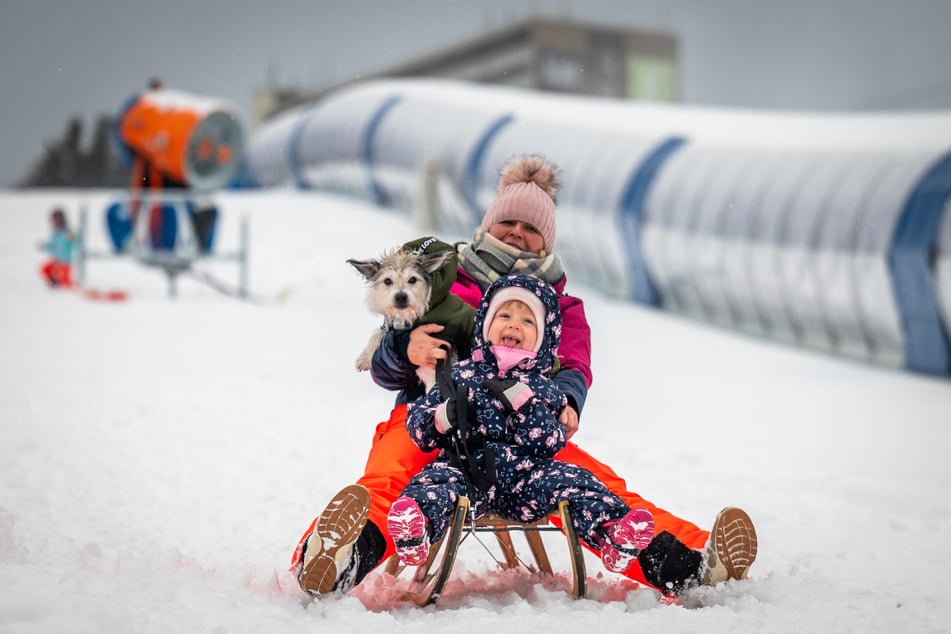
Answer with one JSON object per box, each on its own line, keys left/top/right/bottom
{"left": 471, "top": 273, "right": 562, "bottom": 376}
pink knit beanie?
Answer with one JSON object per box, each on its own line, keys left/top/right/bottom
{"left": 481, "top": 155, "right": 560, "bottom": 251}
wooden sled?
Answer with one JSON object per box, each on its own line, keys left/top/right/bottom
{"left": 384, "top": 497, "right": 587, "bottom": 606}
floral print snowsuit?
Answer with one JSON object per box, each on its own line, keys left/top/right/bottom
{"left": 403, "top": 274, "right": 630, "bottom": 549}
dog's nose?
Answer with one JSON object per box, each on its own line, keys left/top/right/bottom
{"left": 394, "top": 292, "right": 409, "bottom": 308}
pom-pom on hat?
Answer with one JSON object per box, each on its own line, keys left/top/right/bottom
{"left": 481, "top": 154, "right": 559, "bottom": 251}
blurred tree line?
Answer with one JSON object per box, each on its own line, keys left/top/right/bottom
{"left": 18, "top": 115, "right": 130, "bottom": 188}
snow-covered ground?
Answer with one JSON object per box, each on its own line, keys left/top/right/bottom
{"left": 2, "top": 189, "right": 950, "bottom": 633}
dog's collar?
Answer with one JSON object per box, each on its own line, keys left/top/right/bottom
{"left": 381, "top": 323, "right": 412, "bottom": 332}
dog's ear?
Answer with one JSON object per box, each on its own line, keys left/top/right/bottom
{"left": 347, "top": 258, "right": 380, "bottom": 280}
{"left": 420, "top": 250, "right": 452, "bottom": 275}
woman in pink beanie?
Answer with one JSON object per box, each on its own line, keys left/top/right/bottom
{"left": 479, "top": 154, "right": 559, "bottom": 255}
{"left": 291, "top": 154, "right": 758, "bottom": 600}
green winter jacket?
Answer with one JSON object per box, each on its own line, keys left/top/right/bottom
{"left": 402, "top": 236, "right": 475, "bottom": 359}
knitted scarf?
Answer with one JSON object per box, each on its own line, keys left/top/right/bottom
{"left": 457, "top": 228, "right": 565, "bottom": 289}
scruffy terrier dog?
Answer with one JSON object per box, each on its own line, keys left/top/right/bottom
{"left": 347, "top": 247, "right": 452, "bottom": 374}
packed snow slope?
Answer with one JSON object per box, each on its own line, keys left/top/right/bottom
{"left": 1, "top": 190, "right": 950, "bottom": 633}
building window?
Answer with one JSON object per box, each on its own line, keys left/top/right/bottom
{"left": 539, "top": 51, "right": 583, "bottom": 92}
{"left": 627, "top": 56, "right": 677, "bottom": 102}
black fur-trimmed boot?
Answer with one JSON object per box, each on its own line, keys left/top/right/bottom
{"left": 637, "top": 530, "right": 704, "bottom": 595}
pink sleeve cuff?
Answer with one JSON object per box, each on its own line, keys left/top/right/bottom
{"left": 503, "top": 383, "right": 534, "bottom": 411}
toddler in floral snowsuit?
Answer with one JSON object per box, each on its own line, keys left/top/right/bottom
{"left": 387, "top": 273, "right": 654, "bottom": 574}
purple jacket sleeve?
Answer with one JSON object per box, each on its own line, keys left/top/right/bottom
{"left": 553, "top": 292, "right": 591, "bottom": 415}
{"left": 554, "top": 369, "right": 587, "bottom": 415}
{"left": 369, "top": 329, "right": 422, "bottom": 391}
{"left": 557, "top": 294, "right": 593, "bottom": 390}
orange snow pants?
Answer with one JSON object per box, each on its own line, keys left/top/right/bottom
{"left": 293, "top": 404, "right": 710, "bottom": 589}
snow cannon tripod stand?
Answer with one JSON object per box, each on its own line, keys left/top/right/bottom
{"left": 78, "top": 192, "right": 250, "bottom": 300}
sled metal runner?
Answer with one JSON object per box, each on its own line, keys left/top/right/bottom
{"left": 386, "top": 497, "right": 586, "bottom": 606}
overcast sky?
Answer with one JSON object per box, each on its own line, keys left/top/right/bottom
{"left": 3, "top": 0, "right": 951, "bottom": 188}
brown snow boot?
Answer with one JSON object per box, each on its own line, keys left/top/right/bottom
{"left": 298, "top": 484, "right": 371, "bottom": 595}
{"left": 701, "top": 506, "right": 758, "bottom": 585}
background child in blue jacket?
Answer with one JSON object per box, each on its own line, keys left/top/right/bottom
{"left": 388, "top": 273, "right": 655, "bottom": 575}
{"left": 38, "top": 208, "right": 76, "bottom": 288}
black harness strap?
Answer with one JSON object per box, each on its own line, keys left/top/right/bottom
{"left": 435, "top": 358, "right": 497, "bottom": 498}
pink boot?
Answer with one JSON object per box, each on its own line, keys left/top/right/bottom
{"left": 600, "top": 508, "right": 655, "bottom": 573}
{"left": 387, "top": 497, "right": 431, "bottom": 566}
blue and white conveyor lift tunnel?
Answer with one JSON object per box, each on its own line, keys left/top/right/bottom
{"left": 245, "top": 78, "right": 951, "bottom": 377}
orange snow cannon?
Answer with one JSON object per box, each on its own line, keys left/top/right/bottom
{"left": 117, "top": 88, "right": 245, "bottom": 191}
